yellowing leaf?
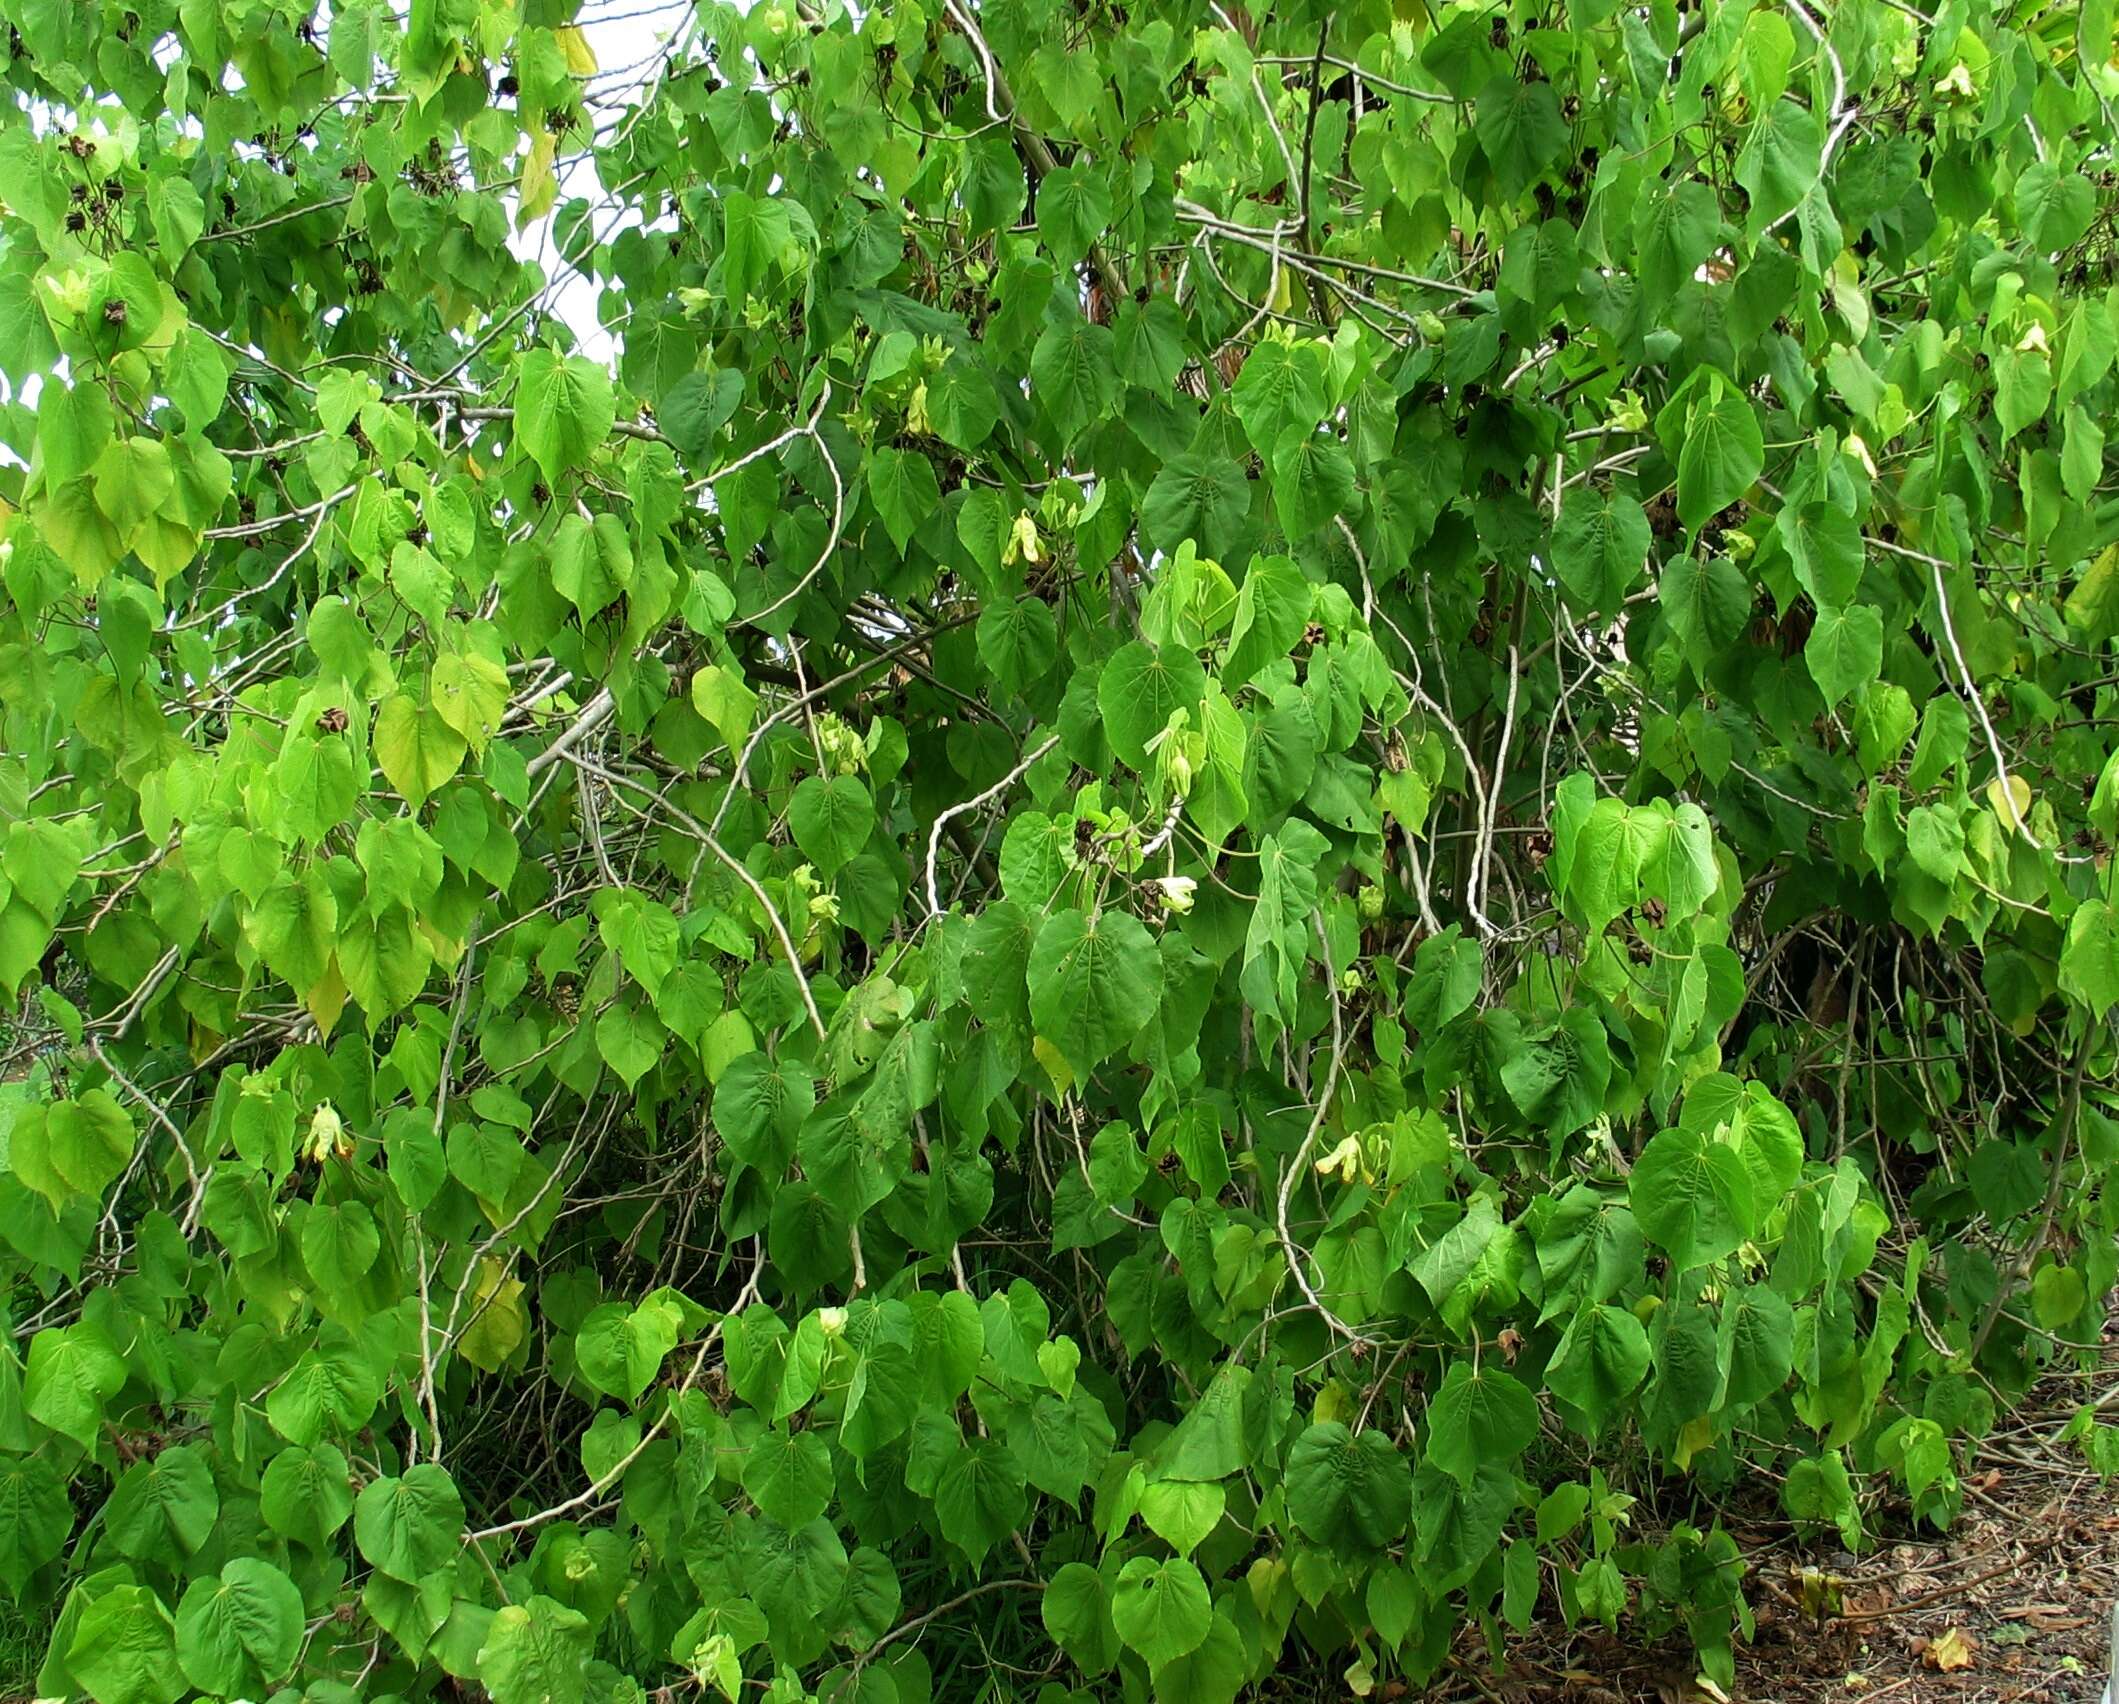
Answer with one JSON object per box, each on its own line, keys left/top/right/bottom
{"left": 1985, "top": 774, "right": 2033, "bottom": 835}
{"left": 1924, "top": 1626, "right": 1976, "bottom": 1672}
{"left": 430, "top": 650, "right": 509, "bottom": 755}
{"left": 554, "top": 24, "right": 598, "bottom": 74}
{"left": 689, "top": 664, "right": 758, "bottom": 755}
{"left": 374, "top": 693, "right": 468, "bottom": 805}
{"left": 519, "top": 131, "right": 558, "bottom": 229}
{"left": 306, "top": 955, "right": 348, "bottom": 1038}
{"left": 1030, "top": 1035, "right": 1074, "bottom": 1097}
{"left": 458, "top": 1258, "right": 529, "bottom": 1372}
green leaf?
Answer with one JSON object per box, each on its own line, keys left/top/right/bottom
{"left": 37, "top": 379, "right": 113, "bottom": 486}
{"left": 515, "top": 349, "right": 616, "bottom": 484}
{"left": 2062, "top": 405, "right": 2105, "bottom": 505}
{"left": 551, "top": 510, "right": 635, "bottom": 619}
{"left": 977, "top": 596, "right": 1060, "bottom": 695}
{"left": 1027, "top": 908, "right": 1166, "bottom": 1078}
{"left": 259, "top": 1443, "right": 354, "bottom": 1550}
{"left": 1659, "top": 551, "right": 1751, "bottom": 670}
{"left": 106, "top": 1445, "right": 218, "bottom": 1562}
{"left": 1284, "top": 1422, "right": 1411, "bottom": 1553}
{"left": 354, "top": 1463, "right": 466, "bottom": 1582}
{"left": 866, "top": 446, "right": 940, "bottom": 556}
{"left": 92, "top": 435, "right": 175, "bottom": 545}
{"left": 36, "top": 476, "right": 125, "bottom": 589}
{"left": 2061, "top": 899, "right": 2119, "bottom": 1017}
{"left": 0, "top": 1454, "right": 70, "bottom": 1593}
{"left": 1969, "top": 1139, "right": 2044, "bottom": 1221}
{"left": 743, "top": 1427, "right": 835, "bottom": 1528}
{"left": 1647, "top": 801, "right": 1721, "bottom": 919}
{"left": 595, "top": 888, "right": 681, "bottom": 999}
{"left": 1634, "top": 178, "right": 1722, "bottom": 302}
{"left": 691, "top": 664, "right": 758, "bottom": 752}
{"left": 70, "top": 1585, "right": 183, "bottom": 1704}
{"left": 24, "top": 1323, "right": 126, "bottom": 1446}
{"left": 1779, "top": 501, "right": 1863, "bottom": 608}
{"left": 175, "top": 1558, "right": 304, "bottom": 1695}
{"left": 1160, "top": 1362, "right": 1254, "bottom": 1481}
{"left": 713, "top": 1051, "right": 814, "bottom": 1173}
{"left": 1565, "top": 797, "right": 1666, "bottom": 931}
{"left": 1629, "top": 1125, "right": 1757, "bottom": 1269}
{"left": 1545, "top": 1304, "right": 1651, "bottom": 1435}
{"left": 1995, "top": 349, "right": 2052, "bottom": 440}
{"left": 1042, "top": 1561, "right": 1120, "bottom": 1675}
{"left": 574, "top": 1298, "right": 682, "bottom": 1403}
{"left": 1736, "top": 97, "right": 1821, "bottom": 226}
{"left": 926, "top": 354, "right": 1000, "bottom": 450}
{"left": 267, "top": 1333, "right": 384, "bottom": 1445}
{"left": 1425, "top": 1364, "right": 1539, "bottom": 1485}
{"left": 1110, "top": 1556, "right": 1212, "bottom": 1667}
{"left": 1222, "top": 555, "right": 1312, "bottom": 689}
{"left": 1136, "top": 1476, "right": 1222, "bottom": 1554}
{"left": 300, "top": 1200, "right": 381, "bottom": 1290}
{"left": 658, "top": 367, "right": 744, "bottom": 460}
{"left": 768, "top": 1181, "right": 852, "bottom": 1291}
{"left": 430, "top": 650, "right": 509, "bottom": 754}
{"left": 1718, "top": 1285, "right": 1796, "bottom": 1408}
{"left": 1474, "top": 76, "right": 1567, "bottom": 197}
{"left": 1552, "top": 488, "right": 1651, "bottom": 611}
{"left": 1243, "top": 819, "right": 1329, "bottom": 1024}
{"left": 1151, "top": 1609, "right": 1246, "bottom": 1704}
{"left": 1676, "top": 384, "right": 1763, "bottom": 530}
{"left": 477, "top": 1596, "right": 593, "bottom": 1704}
{"left": 2016, "top": 161, "right": 2096, "bottom": 250}
{"left": 1537, "top": 1187, "right": 1644, "bottom": 1320}
{"left": 1803, "top": 602, "right": 1884, "bottom": 708}
{"left": 1904, "top": 804, "right": 1964, "bottom": 883}
{"left": 932, "top": 1436, "right": 1028, "bottom": 1565}
{"left": 1414, "top": 1457, "right": 1515, "bottom": 1589}
{"left": 1114, "top": 295, "right": 1188, "bottom": 392}
{"left": 1030, "top": 316, "right": 1119, "bottom": 442}
{"left": 1098, "top": 641, "right": 1208, "bottom": 769}
{"left": 1030, "top": 39, "right": 1102, "bottom": 133}
{"left": 1140, "top": 454, "right": 1251, "bottom": 560}
{"left": 1035, "top": 164, "right": 1112, "bottom": 266}
{"left": 789, "top": 775, "right": 874, "bottom": 878}
{"left": 7, "top": 1089, "right": 133, "bottom": 1209}
{"left": 1270, "top": 427, "right": 1357, "bottom": 539}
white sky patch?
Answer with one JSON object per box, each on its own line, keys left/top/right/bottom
{"left": 508, "top": 0, "right": 691, "bottom": 363}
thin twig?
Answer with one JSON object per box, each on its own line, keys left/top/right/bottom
{"left": 924, "top": 734, "right": 1060, "bottom": 916}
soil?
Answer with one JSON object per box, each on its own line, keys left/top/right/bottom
{"left": 1432, "top": 1361, "right": 2119, "bottom": 1704}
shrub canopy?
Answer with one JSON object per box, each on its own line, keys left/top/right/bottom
{"left": 1, "top": 0, "right": 2117, "bottom": 1698}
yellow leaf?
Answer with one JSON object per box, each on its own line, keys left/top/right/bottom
{"left": 1672, "top": 1414, "right": 1715, "bottom": 1471}
{"left": 459, "top": 1257, "right": 529, "bottom": 1372}
{"left": 519, "top": 131, "right": 558, "bottom": 229}
{"left": 1984, "top": 773, "right": 2033, "bottom": 834}
{"left": 417, "top": 916, "right": 467, "bottom": 974}
{"left": 690, "top": 663, "right": 758, "bottom": 755}
{"left": 1031, "top": 1035, "right": 1074, "bottom": 1097}
{"left": 307, "top": 956, "right": 348, "bottom": 1038}
{"left": 1924, "top": 1626, "right": 1976, "bottom": 1672}
{"left": 1311, "top": 1378, "right": 1354, "bottom": 1426}
{"left": 554, "top": 24, "right": 599, "bottom": 75}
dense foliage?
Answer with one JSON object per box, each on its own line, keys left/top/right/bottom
{"left": 2, "top": 0, "right": 2118, "bottom": 1696}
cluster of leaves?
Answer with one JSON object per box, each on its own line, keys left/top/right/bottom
{"left": 2, "top": 0, "right": 2118, "bottom": 1697}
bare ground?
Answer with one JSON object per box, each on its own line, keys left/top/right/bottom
{"left": 1431, "top": 1361, "right": 2119, "bottom": 1704}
